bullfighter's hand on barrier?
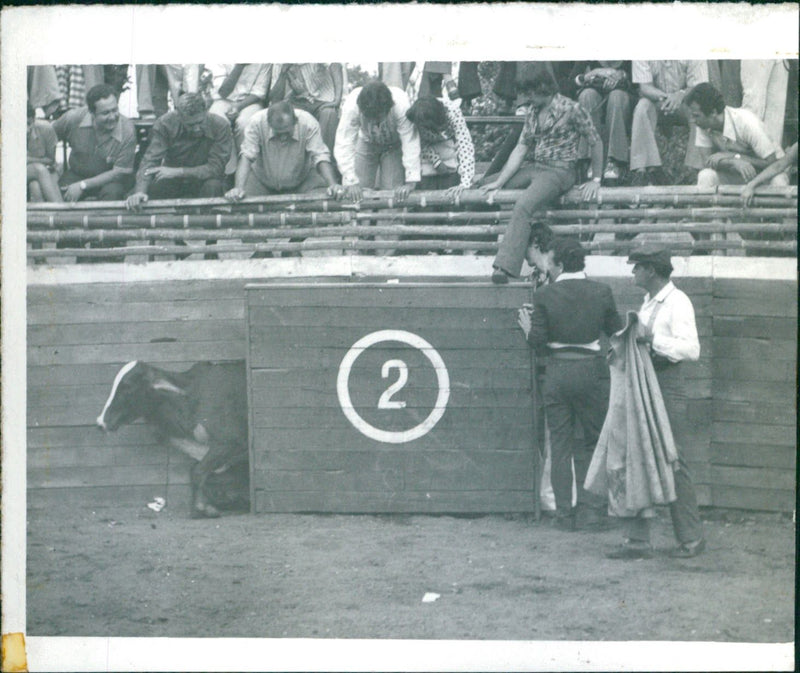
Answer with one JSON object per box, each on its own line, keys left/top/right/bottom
{"left": 517, "top": 305, "right": 533, "bottom": 339}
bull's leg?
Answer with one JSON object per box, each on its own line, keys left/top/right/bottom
{"left": 190, "top": 447, "right": 230, "bottom": 518}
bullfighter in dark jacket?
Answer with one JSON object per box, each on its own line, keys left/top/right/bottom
{"left": 518, "top": 236, "right": 622, "bottom": 531}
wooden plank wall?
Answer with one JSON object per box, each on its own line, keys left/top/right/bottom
{"left": 246, "top": 284, "right": 536, "bottom": 513}
{"left": 709, "top": 279, "right": 797, "bottom": 511}
{"left": 27, "top": 273, "right": 795, "bottom": 512}
{"left": 27, "top": 279, "right": 250, "bottom": 510}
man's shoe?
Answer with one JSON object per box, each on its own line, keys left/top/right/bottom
{"left": 552, "top": 514, "right": 576, "bottom": 532}
{"left": 575, "top": 507, "right": 614, "bottom": 532}
{"left": 668, "top": 538, "right": 706, "bottom": 559}
{"left": 491, "top": 268, "right": 511, "bottom": 285}
{"left": 605, "top": 541, "right": 654, "bottom": 560}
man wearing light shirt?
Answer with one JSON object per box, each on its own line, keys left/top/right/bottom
{"left": 607, "top": 246, "right": 705, "bottom": 560}
{"left": 225, "top": 101, "right": 339, "bottom": 199}
{"left": 333, "top": 80, "right": 421, "bottom": 203}
{"left": 685, "top": 82, "right": 788, "bottom": 188}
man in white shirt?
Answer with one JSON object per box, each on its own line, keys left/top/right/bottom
{"left": 685, "top": 82, "right": 789, "bottom": 188}
{"left": 607, "top": 246, "right": 706, "bottom": 560}
{"left": 333, "top": 80, "right": 421, "bottom": 203}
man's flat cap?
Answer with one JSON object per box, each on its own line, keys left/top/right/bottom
{"left": 627, "top": 245, "right": 672, "bottom": 268}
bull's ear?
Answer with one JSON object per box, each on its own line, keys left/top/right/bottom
{"left": 151, "top": 379, "right": 187, "bottom": 395}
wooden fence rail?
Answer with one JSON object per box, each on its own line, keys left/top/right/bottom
{"left": 27, "top": 208, "right": 799, "bottom": 230}
{"left": 27, "top": 221, "right": 798, "bottom": 244}
{"left": 27, "top": 185, "right": 797, "bottom": 262}
{"left": 27, "top": 186, "right": 798, "bottom": 213}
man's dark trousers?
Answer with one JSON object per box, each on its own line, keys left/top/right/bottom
{"left": 543, "top": 356, "right": 609, "bottom": 516}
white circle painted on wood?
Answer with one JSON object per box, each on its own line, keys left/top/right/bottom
{"left": 337, "top": 330, "right": 450, "bottom": 444}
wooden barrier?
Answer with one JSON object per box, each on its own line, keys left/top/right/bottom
{"left": 26, "top": 257, "right": 796, "bottom": 513}
{"left": 246, "top": 284, "right": 538, "bottom": 513}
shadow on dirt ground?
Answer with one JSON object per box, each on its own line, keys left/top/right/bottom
{"left": 27, "top": 503, "right": 794, "bottom": 642}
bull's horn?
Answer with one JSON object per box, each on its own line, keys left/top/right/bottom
{"left": 151, "top": 379, "right": 187, "bottom": 395}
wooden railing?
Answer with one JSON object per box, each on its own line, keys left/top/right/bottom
{"left": 27, "top": 185, "right": 797, "bottom": 262}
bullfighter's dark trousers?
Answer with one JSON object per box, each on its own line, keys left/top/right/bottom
{"left": 623, "top": 363, "right": 704, "bottom": 545}
{"left": 543, "top": 356, "right": 609, "bottom": 517}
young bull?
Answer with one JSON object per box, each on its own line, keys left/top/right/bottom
{"left": 96, "top": 360, "right": 249, "bottom": 518}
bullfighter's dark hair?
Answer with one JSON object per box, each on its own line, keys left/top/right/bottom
{"left": 267, "top": 100, "right": 298, "bottom": 126}
{"left": 685, "top": 82, "right": 726, "bottom": 116}
{"left": 86, "top": 83, "right": 118, "bottom": 112}
{"left": 406, "top": 96, "right": 448, "bottom": 131}
{"left": 550, "top": 236, "right": 587, "bottom": 273}
{"left": 357, "top": 80, "right": 394, "bottom": 120}
{"left": 527, "top": 222, "right": 555, "bottom": 252}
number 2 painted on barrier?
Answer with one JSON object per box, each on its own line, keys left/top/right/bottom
{"left": 378, "top": 359, "right": 408, "bottom": 409}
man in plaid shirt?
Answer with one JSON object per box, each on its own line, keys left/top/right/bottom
{"left": 481, "top": 68, "right": 603, "bottom": 284}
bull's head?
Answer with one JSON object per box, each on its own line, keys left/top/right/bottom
{"left": 96, "top": 361, "right": 186, "bottom": 431}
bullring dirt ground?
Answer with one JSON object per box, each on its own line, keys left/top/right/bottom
{"left": 26, "top": 502, "right": 794, "bottom": 643}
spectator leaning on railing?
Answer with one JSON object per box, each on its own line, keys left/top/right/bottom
{"left": 333, "top": 80, "right": 421, "bottom": 204}
{"left": 685, "top": 82, "right": 789, "bottom": 189}
{"left": 126, "top": 92, "right": 232, "bottom": 210}
{"left": 225, "top": 101, "right": 339, "bottom": 200}
{"left": 741, "top": 141, "right": 798, "bottom": 206}
{"left": 405, "top": 95, "right": 475, "bottom": 202}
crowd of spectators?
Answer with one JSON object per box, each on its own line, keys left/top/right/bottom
{"left": 27, "top": 61, "right": 797, "bottom": 211}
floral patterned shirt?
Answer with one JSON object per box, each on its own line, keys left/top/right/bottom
{"left": 520, "top": 93, "right": 600, "bottom": 164}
